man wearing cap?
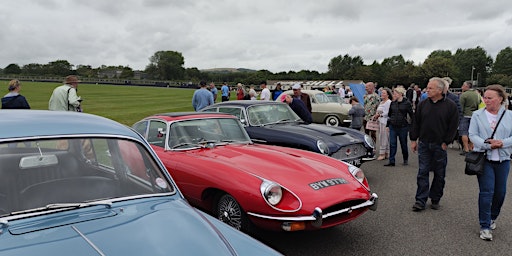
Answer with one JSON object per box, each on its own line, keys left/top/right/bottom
{"left": 192, "top": 81, "right": 214, "bottom": 111}
{"left": 282, "top": 94, "right": 312, "bottom": 124}
{"left": 292, "top": 83, "right": 312, "bottom": 113}
{"left": 49, "top": 75, "right": 82, "bottom": 112}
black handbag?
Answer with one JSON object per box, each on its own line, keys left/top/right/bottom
{"left": 464, "top": 110, "right": 506, "bottom": 175}
{"left": 464, "top": 151, "right": 486, "bottom": 175}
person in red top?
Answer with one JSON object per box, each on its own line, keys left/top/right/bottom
{"left": 236, "top": 83, "right": 246, "bottom": 100}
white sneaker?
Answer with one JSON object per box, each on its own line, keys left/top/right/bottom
{"left": 480, "top": 229, "right": 492, "bottom": 241}
{"left": 491, "top": 220, "right": 496, "bottom": 230}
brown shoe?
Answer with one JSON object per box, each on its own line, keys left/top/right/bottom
{"left": 377, "top": 154, "right": 385, "bottom": 161}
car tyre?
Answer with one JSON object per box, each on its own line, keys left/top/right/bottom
{"left": 325, "top": 115, "right": 340, "bottom": 126}
{"left": 216, "top": 194, "right": 251, "bottom": 231}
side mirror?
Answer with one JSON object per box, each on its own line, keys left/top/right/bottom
{"left": 157, "top": 128, "right": 166, "bottom": 138}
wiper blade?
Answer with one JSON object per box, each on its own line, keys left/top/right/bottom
{"left": 10, "top": 201, "right": 112, "bottom": 215}
{"left": 46, "top": 202, "right": 112, "bottom": 209}
{"left": 171, "top": 142, "right": 200, "bottom": 149}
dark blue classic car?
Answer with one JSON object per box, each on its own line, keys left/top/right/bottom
{"left": 0, "top": 110, "right": 280, "bottom": 255}
{"left": 201, "top": 101, "right": 375, "bottom": 166}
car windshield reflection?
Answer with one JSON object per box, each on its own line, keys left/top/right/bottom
{"left": 247, "top": 104, "right": 301, "bottom": 126}
{"left": 168, "top": 118, "right": 252, "bottom": 149}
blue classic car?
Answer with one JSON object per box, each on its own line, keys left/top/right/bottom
{"left": 201, "top": 101, "right": 375, "bottom": 166}
{"left": 0, "top": 110, "right": 280, "bottom": 255}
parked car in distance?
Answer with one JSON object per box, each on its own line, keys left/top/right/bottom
{"left": 279, "top": 89, "right": 352, "bottom": 127}
{"left": 0, "top": 110, "right": 280, "bottom": 255}
{"left": 201, "top": 101, "right": 375, "bottom": 166}
{"left": 133, "top": 112, "right": 378, "bottom": 232}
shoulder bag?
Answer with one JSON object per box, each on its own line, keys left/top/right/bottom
{"left": 464, "top": 110, "right": 505, "bottom": 175}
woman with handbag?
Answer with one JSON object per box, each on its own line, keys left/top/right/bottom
{"left": 468, "top": 84, "right": 512, "bottom": 241}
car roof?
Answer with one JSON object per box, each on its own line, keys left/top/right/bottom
{"left": 148, "top": 112, "right": 237, "bottom": 122}
{"left": 207, "top": 100, "right": 284, "bottom": 107}
{"left": 0, "top": 110, "right": 140, "bottom": 140}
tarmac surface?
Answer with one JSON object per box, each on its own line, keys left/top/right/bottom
{"left": 254, "top": 142, "right": 512, "bottom": 256}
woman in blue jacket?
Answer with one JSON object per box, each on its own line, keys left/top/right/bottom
{"left": 469, "top": 84, "right": 512, "bottom": 241}
{"left": 2, "top": 79, "right": 30, "bottom": 109}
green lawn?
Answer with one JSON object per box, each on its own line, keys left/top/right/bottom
{"left": 13, "top": 81, "right": 203, "bottom": 125}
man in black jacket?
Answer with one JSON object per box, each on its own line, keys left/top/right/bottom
{"left": 410, "top": 77, "right": 459, "bottom": 211}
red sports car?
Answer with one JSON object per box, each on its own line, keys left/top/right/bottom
{"left": 133, "top": 112, "right": 378, "bottom": 232}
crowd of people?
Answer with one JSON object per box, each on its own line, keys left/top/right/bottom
{"left": 352, "top": 77, "right": 512, "bottom": 242}
{"left": 3, "top": 76, "right": 512, "bottom": 242}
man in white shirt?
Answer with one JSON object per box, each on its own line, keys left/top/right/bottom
{"left": 259, "top": 81, "right": 271, "bottom": 101}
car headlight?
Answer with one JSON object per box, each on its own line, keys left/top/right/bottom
{"left": 317, "top": 140, "right": 330, "bottom": 155}
{"left": 347, "top": 164, "right": 369, "bottom": 190}
{"left": 364, "top": 134, "right": 375, "bottom": 149}
{"left": 260, "top": 180, "right": 283, "bottom": 205}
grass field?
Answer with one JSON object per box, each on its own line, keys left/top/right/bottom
{"left": 9, "top": 81, "right": 205, "bottom": 126}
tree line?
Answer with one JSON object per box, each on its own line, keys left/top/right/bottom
{"left": 2, "top": 46, "right": 511, "bottom": 88}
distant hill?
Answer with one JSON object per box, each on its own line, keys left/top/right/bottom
{"left": 200, "top": 68, "right": 257, "bottom": 73}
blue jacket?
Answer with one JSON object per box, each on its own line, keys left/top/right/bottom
{"left": 469, "top": 106, "right": 512, "bottom": 161}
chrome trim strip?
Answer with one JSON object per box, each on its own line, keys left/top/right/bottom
{"left": 247, "top": 193, "right": 378, "bottom": 221}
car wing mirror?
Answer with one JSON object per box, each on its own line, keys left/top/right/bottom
{"left": 240, "top": 119, "right": 247, "bottom": 126}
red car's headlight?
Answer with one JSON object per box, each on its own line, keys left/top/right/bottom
{"left": 261, "top": 180, "right": 283, "bottom": 205}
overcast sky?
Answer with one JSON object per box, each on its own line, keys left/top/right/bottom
{"left": 1, "top": 0, "right": 511, "bottom": 73}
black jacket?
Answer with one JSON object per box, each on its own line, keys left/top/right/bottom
{"left": 1, "top": 94, "right": 30, "bottom": 109}
{"left": 410, "top": 96, "right": 459, "bottom": 144}
{"left": 387, "top": 99, "right": 414, "bottom": 128}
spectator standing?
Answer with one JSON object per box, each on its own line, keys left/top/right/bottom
{"left": 248, "top": 86, "right": 258, "bottom": 100}
{"left": 406, "top": 84, "right": 417, "bottom": 111}
{"left": 338, "top": 85, "right": 346, "bottom": 99}
{"left": 348, "top": 96, "right": 364, "bottom": 130}
{"left": 49, "top": 75, "right": 82, "bottom": 112}
{"left": 375, "top": 88, "right": 392, "bottom": 161}
{"left": 292, "top": 83, "right": 312, "bottom": 113}
{"left": 236, "top": 83, "right": 246, "bottom": 100}
{"left": 459, "top": 81, "right": 480, "bottom": 155}
{"left": 442, "top": 77, "right": 463, "bottom": 148}
{"left": 469, "top": 84, "right": 512, "bottom": 241}
{"left": 272, "top": 83, "right": 283, "bottom": 101}
{"left": 192, "top": 81, "right": 214, "bottom": 111}
{"left": 385, "top": 86, "right": 414, "bottom": 166}
{"left": 2, "top": 79, "right": 30, "bottom": 109}
{"left": 259, "top": 81, "right": 271, "bottom": 101}
{"left": 414, "top": 84, "right": 422, "bottom": 109}
{"left": 221, "top": 82, "right": 230, "bottom": 102}
{"left": 410, "top": 77, "right": 459, "bottom": 211}
{"left": 209, "top": 82, "right": 218, "bottom": 102}
{"left": 363, "top": 82, "right": 380, "bottom": 143}
{"left": 282, "top": 94, "right": 312, "bottom": 124}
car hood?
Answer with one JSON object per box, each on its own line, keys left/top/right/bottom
{"left": 185, "top": 144, "right": 363, "bottom": 191}
{"left": 253, "top": 122, "right": 361, "bottom": 145}
{"left": 0, "top": 198, "right": 280, "bottom": 255}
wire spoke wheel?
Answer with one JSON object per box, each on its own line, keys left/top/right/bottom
{"left": 217, "top": 194, "right": 243, "bottom": 230}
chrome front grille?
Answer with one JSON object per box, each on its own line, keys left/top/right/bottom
{"left": 330, "top": 143, "right": 366, "bottom": 160}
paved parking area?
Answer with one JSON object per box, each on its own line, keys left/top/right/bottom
{"left": 256, "top": 143, "right": 512, "bottom": 255}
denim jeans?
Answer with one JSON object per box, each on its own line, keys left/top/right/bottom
{"left": 415, "top": 141, "right": 447, "bottom": 207}
{"left": 477, "top": 160, "right": 510, "bottom": 229}
{"left": 389, "top": 125, "right": 409, "bottom": 164}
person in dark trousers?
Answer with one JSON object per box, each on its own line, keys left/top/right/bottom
{"left": 385, "top": 86, "right": 414, "bottom": 166}
{"left": 410, "top": 77, "right": 459, "bottom": 212}
{"left": 2, "top": 79, "right": 30, "bottom": 109}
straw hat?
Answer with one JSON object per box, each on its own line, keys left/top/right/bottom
{"left": 64, "top": 75, "right": 81, "bottom": 84}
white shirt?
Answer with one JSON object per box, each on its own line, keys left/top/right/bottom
{"left": 260, "top": 88, "right": 271, "bottom": 101}
{"left": 485, "top": 110, "right": 499, "bottom": 160}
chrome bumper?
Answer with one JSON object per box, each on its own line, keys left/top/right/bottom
{"left": 247, "top": 193, "right": 378, "bottom": 222}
